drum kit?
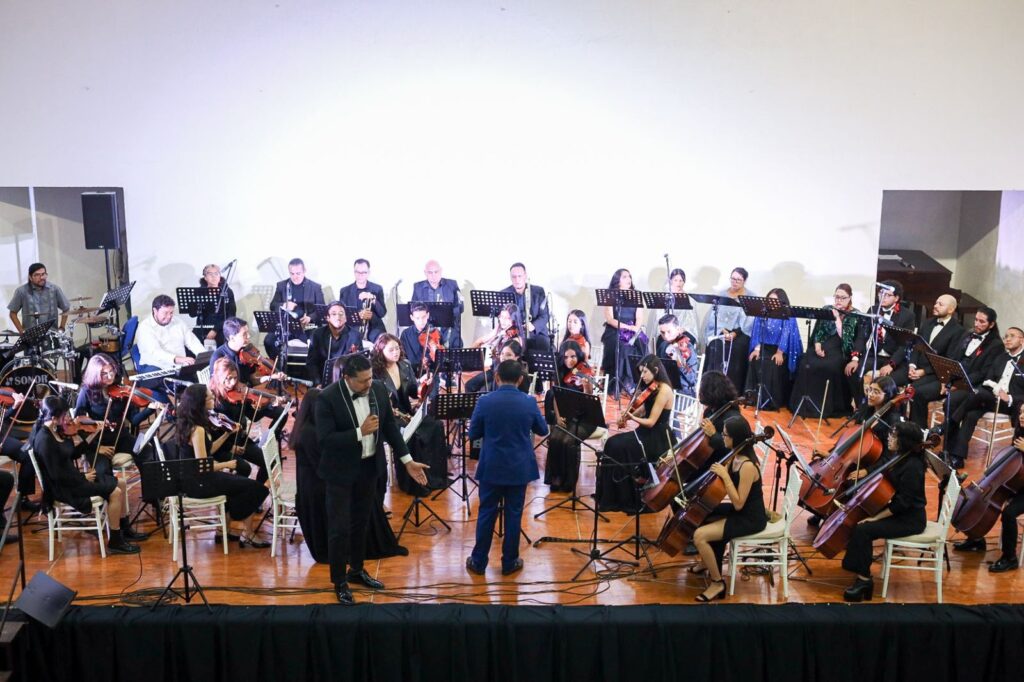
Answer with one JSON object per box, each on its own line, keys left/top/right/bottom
{"left": 0, "top": 296, "right": 115, "bottom": 423}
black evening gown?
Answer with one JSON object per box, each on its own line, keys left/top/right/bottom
{"left": 789, "top": 333, "right": 852, "bottom": 418}
{"left": 595, "top": 389, "right": 673, "bottom": 512}
{"left": 379, "top": 360, "right": 450, "bottom": 495}
{"left": 542, "top": 379, "right": 601, "bottom": 493}
{"left": 294, "top": 422, "right": 329, "bottom": 563}
{"left": 744, "top": 343, "right": 792, "bottom": 411}
{"left": 600, "top": 306, "right": 645, "bottom": 393}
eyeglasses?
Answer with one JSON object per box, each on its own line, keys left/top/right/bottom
{"left": 865, "top": 388, "right": 884, "bottom": 396}
{"left": 834, "top": 294, "right": 851, "bottom": 301}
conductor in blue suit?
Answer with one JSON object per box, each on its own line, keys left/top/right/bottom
{"left": 465, "top": 359, "right": 549, "bottom": 576}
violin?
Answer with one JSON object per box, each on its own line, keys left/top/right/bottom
{"left": 951, "top": 443, "right": 1024, "bottom": 540}
{"left": 641, "top": 396, "right": 747, "bottom": 511}
{"left": 616, "top": 381, "right": 658, "bottom": 428}
{"left": 222, "top": 387, "right": 284, "bottom": 410}
{"left": 60, "top": 416, "right": 112, "bottom": 436}
{"left": 798, "top": 387, "right": 914, "bottom": 518}
{"left": 207, "top": 410, "right": 239, "bottom": 431}
{"left": 665, "top": 332, "right": 694, "bottom": 367}
{"left": 106, "top": 382, "right": 160, "bottom": 408}
{"left": 418, "top": 327, "right": 443, "bottom": 365}
{"left": 563, "top": 365, "right": 598, "bottom": 391}
{"left": 656, "top": 427, "right": 775, "bottom": 556}
{"left": 0, "top": 387, "right": 28, "bottom": 408}
{"left": 239, "top": 344, "right": 276, "bottom": 378}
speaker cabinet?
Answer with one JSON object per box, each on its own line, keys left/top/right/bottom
{"left": 81, "top": 192, "right": 121, "bottom": 250}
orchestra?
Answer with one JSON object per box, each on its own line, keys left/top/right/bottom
{"left": 4, "top": 252, "right": 1024, "bottom": 608}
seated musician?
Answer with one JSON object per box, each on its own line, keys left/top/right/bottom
{"left": 945, "top": 326, "right": 1024, "bottom": 472}
{"left": 75, "top": 353, "right": 158, "bottom": 469}
{"left": 471, "top": 303, "right": 522, "bottom": 366}
{"left": 466, "top": 339, "right": 526, "bottom": 394}
{"left": 265, "top": 258, "right": 326, "bottom": 359}
{"left": 306, "top": 301, "right": 362, "bottom": 387}
{"left": 135, "top": 294, "right": 207, "bottom": 401}
{"left": 788, "top": 284, "right": 868, "bottom": 419}
{"left": 412, "top": 260, "right": 464, "bottom": 348}
{"left": 698, "top": 370, "right": 743, "bottom": 462}
{"left": 745, "top": 287, "right": 803, "bottom": 411}
{"left": 210, "top": 317, "right": 289, "bottom": 442}
{"left": 173, "top": 384, "right": 270, "bottom": 548}
{"left": 370, "top": 334, "right": 449, "bottom": 492}
{"left": 31, "top": 396, "right": 147, "bottom": 554}
{"left": 595, "top": 355, "right": 674, "bottom": 513}
{"left": 658, "top": 313, "right": 700, "bottom": 398}
{"left": 561, "top": 309, "right": 592, "bottom": 360}
{"left": 909, "top": 306, "right": 1001, "bottom": 431}
{"left": 206, "top": 357, "right": 270, "bottom": 484}
{"left": 501, "top": 262, "right": 551, "bottom": 352}
{"left": 860, "top": 280, "right": 916, "bottom": 387}
{"left": 840, "top": 421, "right": 928, "bottom": 601}
{"left": 663, "top": 268, "right": 699, "bottom": 347}
{"left": 2, "top": 391, "right": 42, "bottom": 513}
{"left": 900, "top": 293, "right": 965, "bottom": 393}
{"left": 967, "top": 409, "right": 1024, "bottom": 572}
{"left": 701, "top": 267, "right": 756, "bottom": 390}
{"left": 338, "top": 258, "right": 386, "bottom": 343}
{"left": 543, "top": 339, "right": 607, "bottom": 493}
{"left": 600, "top": 268, "right": 646, "bottom": 398}
{"left": 399, "top": 303, "right": 443, "bottom": 378}
{"left": 690, "top": 416, "right": 768, "bottom": 602}
{"left": 194, "top": 263, "right": 236, "bottom": 348}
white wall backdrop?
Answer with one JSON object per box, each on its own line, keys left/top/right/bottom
{"left": 2, "top": 1, "right": 1023, "bottom": 339}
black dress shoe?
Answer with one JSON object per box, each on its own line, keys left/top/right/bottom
{"left": 20, "top": 499, "right": 41, "bottom": 513}
{"left": 989, "top": 557, "right": 1019, "bottom": 573}
{"left": 501, "top": 558, "right": 524, "bottom": 576}
{"left": 466, "top": 557, "right": 485, "bottom": 575}
{"left": 335, "top": 583, "right": 355, "bottom": 605}
{"left": 239, "top": 535, "right": 272, "bottom": 549}
{"left": 347, "top": 569, "right": 384, "bottom": 590}
{"left": 107, "top": 540, "right": 141, "bottom": 555}
{"left": 214, "top": 532, "right": 241, "bottom": 543}
{"left": 843, "top": 577, "right": 874, "bottom": 602}
{"left": 950, "top": 456, "right": 965, "bottom": 470}
{"left": 953, "top": 538, "right": 986, "bottom": 553}
{"left": 122, "top": 526, "right": 151, "bottom": 542}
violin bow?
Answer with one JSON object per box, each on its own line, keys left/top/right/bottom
{"left": 811, "top": 379, "right": 830, "bottom": 451}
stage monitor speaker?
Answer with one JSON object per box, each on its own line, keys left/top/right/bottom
{"left": 81, "top": 192, "right": 121, "bottom": 250}
{"left": 14, "top": 571, "right": 76, "bottom": 629}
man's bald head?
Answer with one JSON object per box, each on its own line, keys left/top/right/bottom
{"left": 932, "top": 294, "right": 958, "bottom": 319}
{"left": 424, "top": 260, "right": 443, "bottom": 287}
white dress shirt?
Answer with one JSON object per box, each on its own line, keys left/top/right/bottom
{"left": 136, "top": 315, "right": 207, "bottom": 369}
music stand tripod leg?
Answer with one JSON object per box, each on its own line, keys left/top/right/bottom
{"left": 397, "top": 495, "right": 451, "bottom": 542}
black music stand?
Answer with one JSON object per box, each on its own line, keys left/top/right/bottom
{"left": 396, "top": 302, "right": 456, "bottom": 329}
{"left": 643, "top": 291, "right": 693, "bottom": 314}
{"left": 689, "top": 292, "right": 743, "bottom": 375}
{"left": 436, "top": 347, "right": 484, "bottom": 393}
{"left": 141, "top": 457, "right": 215, "bottom": 611}
{"left": 470, "top": 290, "right": 516, "bottom": 325}
{"left": 11, "top": 319, "right": 54, "bottom": 353}
{"left": 176, "top": 287, "right": 221, "bottom": 333}
{"left": 925, "top": 352, "right": 974, "bottom": 460}
{"left": 97, "top": 281, "right": 135, "bottom": 370}
{"left": 430, "top": 392, "right": 480, "bottom": 510}
{"left": 595, "top": 288, "right": 646, "bottom": 400}
{"left": 534, "top": 386, "right": 609, "bottom": 525}
{"left": 570, "top": 454, "right": 642, "bottom": 581}
{"left": 738, "top": 295, "right": 792, "bottom": 415}
{"left": 787, "top": 305, "right": 837, "bottom": 426}
{"left": 524, "top": 351, "right": 556, "bottom": 398}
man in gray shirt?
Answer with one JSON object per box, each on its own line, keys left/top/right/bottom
{"left": 7, "top": 262, "right": 70, "bottom": 332}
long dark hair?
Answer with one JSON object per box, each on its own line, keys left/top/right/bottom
{"left": 176, "top": 384, "right": 212, "bottom": 447}
{"left": 699, "top": 370, "right": 739, "bottom": 410}
{"left": 609, "top": 268, "right": 634, "bottom": 290}
{"left": 562, "top": 309, "right": 591, "bottom": 346}
{"left": 557, "top": 339, "right": 589, "bottom": 380}
{"left": 766, "top": 287, "right": 791, "bottom": 306}
{"left": 723, "top": 416, "right": 758, "bottom": 465}
{"left": 892, "top": 421, "right": 925, "bottom": 456}
{"left": 370, "top": 333, "right": 403, "bottom": 377}
{"left": 289, "top": 388, "right": 321, "bottom": 452}
{"left": 32, "top": 395, "right": 69, "bottom": 442}
{"left": 637, "top": 354, "right": 671, "bottom": 385}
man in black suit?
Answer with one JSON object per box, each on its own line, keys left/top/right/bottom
{"left": 265, "top": 258, "right": 326, "bottom": 358}
{"left": 411, "top": 260, "right": 464, "bottom": 348}
{"left": 338, "top": 258, "right": 387, "bottom": 343}
{"left": 306, "top": 302, "right": 362, "bottom": 387}
{"left": 910, "top": 305, "right": 1001, "bottom": 429}
{"left": 501, "top": 262, "right": 551, "bottom": 352}
{"left": 315, "top": 354, "right": 429, "bottom": 604}
{"left": 902, "top": 294, "right": 964, "bottom": 396}
{"left": 863, "top": 280, "right": 919, "bottom": 388}
{"left": 946, "top": 325, "right": 1024, "bottom": 475}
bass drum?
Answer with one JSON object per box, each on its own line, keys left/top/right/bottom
{"left": 0, "top": 361, "right": 55, "bottom": 423}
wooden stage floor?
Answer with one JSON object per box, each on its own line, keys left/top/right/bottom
{"left": 3, "top": 403, "right": 1021, "bottom": 608}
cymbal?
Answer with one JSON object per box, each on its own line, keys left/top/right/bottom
{"left": 69, "top": 296, "right": 93, "bottom": 303}
{"left": 74, "top": 315, "right": 109, "bottom": 325}
{"left": 0, "top": 329, "right": 21, "bottom": 337}
{"left": 70, "top": 306, "right": 100, "bottom": 315}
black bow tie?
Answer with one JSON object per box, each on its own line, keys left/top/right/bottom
{"left": 970, "top": 333, "right": 983, "bottom": 341}
{"left": 351, "top": 390, "right": 369, "bottom": 399}
{"left": 935, "top": 321, "right": 945, "bottom": 327}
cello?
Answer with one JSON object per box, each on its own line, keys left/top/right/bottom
{"left": 641, "top": 396, "right": 746, "bottom": 511}
{"left": 951, "top": 443, "right": 1024, "bottom": 540}
{"left": 798, "top": 388, "right": 913, "bottom": 518}
{"left": 655, "top": 426, "right": 775, "bottom": 556}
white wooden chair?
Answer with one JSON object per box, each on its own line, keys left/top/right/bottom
{"left": 727, "top": 469, "right": 803, "bottom": 599}
{"left": 881, "top": 473, "right": 960, "bottom": 603}
{"left": 27, "top": 447, "right": 110, "bottom": 560}
{"left": 154, "top": 439, "right": 230, "bottom": 562}
{"left": 260, "top": 431, "right": 299, "bottom": 556}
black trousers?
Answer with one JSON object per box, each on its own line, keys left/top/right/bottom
{"left": 841, "top": 511, "right": 925, "bottom": 577}
{"left": 3, "top": 437, "right": 35, "bottom": 495}
{"left": 325, "top": 456, "right": 378, "bottom": 585}
{"left": 949, "top": 388, "right": 1016, "bottom": 459}
{"left": 999, "top": 492, "right": 1024, "bottom": 560}
{"left": 909, "top": 377, "right": 945, "bottom": 427}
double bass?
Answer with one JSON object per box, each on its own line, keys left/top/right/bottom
{"left": 951, "top": 444, "right": 1024, "bottom": 540}
{"left": 641, "top": 396, "right": 746, "bottom": 512}
{"left": 798, "top": 388, "right": 913, "bottom": 518}
{"left": 656, "top": 426, "right": 775, "bottom": 556}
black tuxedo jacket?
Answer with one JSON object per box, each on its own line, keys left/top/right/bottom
{"left": 500, "top": 284, "right": 549, "bottom": 338}
{"left": 875, "top": 305, "right": 918, "bottom": 367}
{"left": 338, "top": 282, "right": 387, "bottom": 337}
{"left": 315, "top": 379, "right": 410, "bottom": 485}
{"left": 948, "top": 330, "right": 1003, "bottom": 387}
{"left": 910, "top": 318, "right": 965, "bottom": 377}
{"left": 269, "top": 278, "right": 326, "bottom": 324}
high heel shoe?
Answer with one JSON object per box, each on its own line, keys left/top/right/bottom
{"left": 695, "top": 579, "right": 726, "bottom": 602}
{"left": 843, "top": 577, "right": 874, "bottom": 602}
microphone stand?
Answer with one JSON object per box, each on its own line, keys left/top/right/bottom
{"left": 763, "top": 442, "right": 813, "bottom": 578}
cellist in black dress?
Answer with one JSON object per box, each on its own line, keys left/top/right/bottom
{"left": 595, "top": 355, "right": 673, "bottom": 513}
{"left": 697, "top": 371, "right": 744, "bottom": 464}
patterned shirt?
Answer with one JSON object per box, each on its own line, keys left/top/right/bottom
{"left": 7, "top": 282, "right": 70, "bottom": 327}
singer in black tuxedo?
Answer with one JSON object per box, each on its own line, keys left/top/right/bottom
{"left": 315, "top": 354, "right": 428, "bottom": 604}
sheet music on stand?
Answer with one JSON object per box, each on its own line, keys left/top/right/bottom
{"left": 430, "top": 391, "right": 479, "bottom": 421}
{"left": 13, "top": 319, "right": 55, "bottom": 352}
{"left": 525, "top": 352, "right": 558, "bottom": 383}
{"left": 469, "top": 290, "right": 516, "bottom": 318}
{"left": 175, "top": 287, "right": 221, "bottom": 320}
{"left": 98, "top": 280, "right": 135, "bottom": 313}
{"left": 886, "top": 326, "right": 933, "bottom": 356}
{"left": 402, "top": 401, "right": 427, "bottom": 443}
{"left": 925, "top": 352, "right": 974, "bottom": 393}
{"left": 738, "top": 295, "right": 791, "bottom": 320}
{"left": 774, "top": 424, "right": 815, "bottom": 477}
{"left": 395, "top": 302, "right": 456, "bottom": 328}
{"left": 552, "top": 386, "right": 607, "bottom": 429}
{"left": 642, "top": 291, "right": 693, "bottom": 311}
{"left": 252, "top": 310, "right": 305, "bottom": 337}
{"left": 595, "top": 288, "right": 645, "bottom": 309}
{"left": 688, "top": 292, "right": 743, "bottom": 309}
{"left": 436, "top": 347, "right": 485, "bottom": 373}
{"left": 789, "top": 305, "right": 835, "bottom": 321}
